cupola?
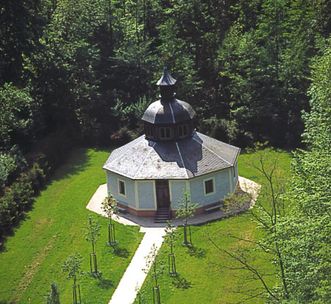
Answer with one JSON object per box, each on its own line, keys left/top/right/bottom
{"left": 141, "top": 68, "right": 196, "bottom": 141}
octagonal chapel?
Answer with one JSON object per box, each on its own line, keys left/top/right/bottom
{"left": 103, "top": 69, "right": 240, "bottom": 221}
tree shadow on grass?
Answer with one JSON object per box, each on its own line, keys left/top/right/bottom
{"left": 51, "top": 148, "right": 92, "bottom": 181}
{"left": 111, "top": 245, "right": 130, "bottom": 258}
{"left": 171, "top": 274, "right": 192, "bottom": 289}
{"left": 97, "top": 277, "right": 114, "bottom": 289}
{"left": 187, "top": 245, "right": 206, "bottom": 258}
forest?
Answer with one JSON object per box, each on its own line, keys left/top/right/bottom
{"left": 0, "top": 0, "right": 330, "bottom": 303}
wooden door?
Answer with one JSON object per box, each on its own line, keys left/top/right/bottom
{"left": 155, "top": 180, "right": 170, "bottom": 209}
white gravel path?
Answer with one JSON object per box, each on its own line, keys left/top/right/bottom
{"left": 108, "top": 227, "right": 166, "bottom": 304}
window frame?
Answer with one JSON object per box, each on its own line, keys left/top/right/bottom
{"left": 203, "top": 177, "right": 215, "bottom": 196}
{"left": 118, "top": 179, "right": 126, "bottom": 197}
{"left": 159, "top": 127, "right": 173, "bottom": 139}
{"left": 178, "top": 124, "right": 188, "bottom": 138}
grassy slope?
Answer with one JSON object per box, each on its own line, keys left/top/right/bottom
{"left": 136, "top": 149, "right": 291, "bottom": 304}
{"left": 0, "top": 149, "right": 142, "bottom": 304}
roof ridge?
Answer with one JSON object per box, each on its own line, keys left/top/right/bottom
{"left": 197, "top": 131, "right": 240, "bottom": 151}
{"left": 168, "top": 102, "right": 176, "bottom": 124}
{"left": 175, "top": 141, "right": 190, "bottom": 178}
{"left": 192, "top": 136, "right": 232, "bottom": 166}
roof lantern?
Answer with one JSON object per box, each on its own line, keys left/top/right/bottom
{"left": 141, "top": 68, "right": 196, "bottom": 142}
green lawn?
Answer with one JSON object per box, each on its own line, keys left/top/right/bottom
{"left": 0, "top": 148, "right": 143, "bottom": 304}
{"left": 136, "top": 149, "right": 292, "bottom": 304}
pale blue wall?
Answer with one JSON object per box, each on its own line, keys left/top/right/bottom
{"left": 106, "top": 171, "right": 135, "bottom": 207}
{"left": 189, "top": 169, "right": 232, "bottom": 207}
{"left": 106, "top": 166, "right": 236, "bottom": 210}
{"left": 169, "top": 180, "right": 187, "bottom": 209}
{"left": 137, "top": 181, "right": 155, "bottom": 209}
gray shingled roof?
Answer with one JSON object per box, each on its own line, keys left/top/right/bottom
{"left": 103, "top": 132, "right": 240, "bottom": 180}
{"left": 141, "top": 99, "right": 196, "bottom": 125}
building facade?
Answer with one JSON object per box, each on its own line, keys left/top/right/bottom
{"left": 103, "top": 69, "right": 240, "bottom": 219}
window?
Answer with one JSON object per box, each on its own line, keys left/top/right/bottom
{"left": 204, "top": 178, "right": 215, "bottom": 195}
{"left": 118, "top": 180, "right": 126, "bottom": 196}
{"left": 178, "top": 124, "right": 188, "bottom": 138}
{"left": 159, "top": 127, "right": 172, "bottom": 139}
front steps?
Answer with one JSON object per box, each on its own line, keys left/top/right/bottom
{"left": 154, "top": 207, "right": 171, "bottom": 223}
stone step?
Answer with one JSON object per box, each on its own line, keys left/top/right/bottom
{"left": 154, "top": 208, "right": 171, "bottom": 223}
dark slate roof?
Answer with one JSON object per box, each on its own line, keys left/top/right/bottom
{"left": 141, "top": 99, "right": 196, "bottom": 125}
{"left": 103, "top": 132, "right": 240, "bottom": 179}
{"left": 156, "top": 68, "right": 177, "bottom": 86}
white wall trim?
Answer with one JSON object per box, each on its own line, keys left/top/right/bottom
{"left": 134, "top": 181, "right": 139, "bottom": 209}
{"left": 168, "top": 180, "right": 173, "bottom": 208}
{"left": 153, "top": 180, "right": 157, "bottom": 209}
{"left": 228, "top": 168, "right": 233, "bottom": 193}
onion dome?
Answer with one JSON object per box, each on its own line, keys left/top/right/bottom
{"left": 141, "top": 68, "right": 196, "bottom": 141}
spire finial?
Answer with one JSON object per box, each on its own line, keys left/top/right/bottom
{"left": 156, "top": 67, "right": 177, "bottom": 86}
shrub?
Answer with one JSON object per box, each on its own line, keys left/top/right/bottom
{"left": 0, "top": 162, "right": 46, "bottom": 244}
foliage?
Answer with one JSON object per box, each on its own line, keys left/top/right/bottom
{"left": 86, "top": 216, "right": 101, "bottom": 275}
{"left": 0, "top": 0, "right": 330, "bottom": 165}
{"left": 0, "top": 162, "right": 45, "bottom": 241}
{"left": 222, "top": 190, "right": 251, "bottom": 214}
{"left": 85, "top": 216, "right": 101, "bottom": 254}
{"left": 102, "top": 195, "right": 119, "bottom": 245}
{"left": 62, "top": 253, "right": 83, "bottom": 282}
{"left": 46, "top": 282, "right": 61, "bottom": 304}
{"left": 218, "top": 0, "right": 330, "bottom": 147}
{"left": 176, "top": 191, "right": 198, "bottom": 246}
{"left": 176, "top": 192, "right": 198, "bottom": 221}
{"left": 0, "top": 0, "right": 44, "bottom": 84}
{"left": 0, "top": 146, "right": 27, "bottom": 189}
{"left": 144, "top": 243, "right": 165, "bottom": 303}
{"left": 164, "top": 221, "right": 176, "bottom": 255}
{"left": 278, "top": 40, "right": 331, "bottom": 303}
{"left": 62, "top": 253, "right": 83, "bottom": 304}
{"left": 0, "top": 83, "right": 35, "bottom": 149}
{"left": 164, "top": 221, "right": 177, "bottom": 276}
{"left": 102, "top": 195, "right": 119, "bottom": 221}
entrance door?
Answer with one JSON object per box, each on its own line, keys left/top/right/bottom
{"left": 155, "top": 180, "right": 170, "bottom": 209}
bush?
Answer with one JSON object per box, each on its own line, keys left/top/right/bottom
{"left": 0, "top": 162, "right": 46, "bottom": 244}
{"left": 0, "top": 129, "right": 75, "bottom": 246}
{"left": 110, "top": 126, "right": 137, "bottom": 145}
{"left": 199, "top": 117, "right": 239, "bottom": 144}
{"left": 0, "top": 145, "right": 27, "bottom": 191}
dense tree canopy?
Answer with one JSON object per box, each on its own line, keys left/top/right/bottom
{"left": 1, "top": 0, "right": 330, "bottom": 153}
{"left": 278, "top": 40, "right": 331, "bottom": 303}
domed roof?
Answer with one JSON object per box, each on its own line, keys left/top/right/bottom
{"left": 142, "top": 98, "right": 195, "bottom": 125}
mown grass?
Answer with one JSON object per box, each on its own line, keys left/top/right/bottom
{"left": 136, "top": 149, "right": 292, "bottom": 304}
{"left": 0, "top": 148, "right": 143, "bottom": 304}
